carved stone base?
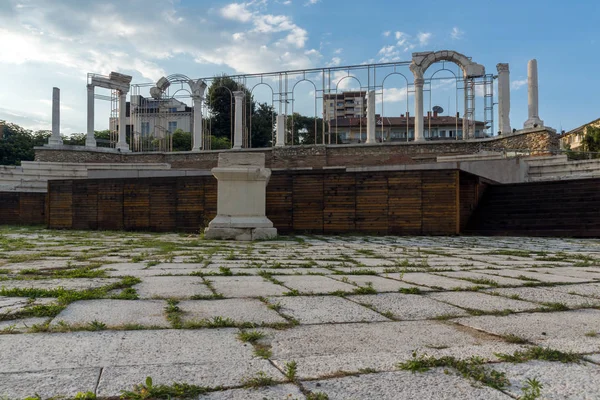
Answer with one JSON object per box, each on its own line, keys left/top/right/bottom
{"left": 204, "top": 227, "right": 277, "bottom": 241}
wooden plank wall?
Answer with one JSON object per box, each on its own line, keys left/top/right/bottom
{"left": 0, "top": 192, "right": 46, "bottom": 225}
{"left": 44, "top": 169, "right": 468, "bottom": 235}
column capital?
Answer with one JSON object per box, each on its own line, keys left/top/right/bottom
{"left": 233, "top": 91, "right": 245, "bottom": 99}
{"left": 414, "top": 78, "right": 424, "bottom": 86}
{"left": 191, "top": 95, "right": 205, "bottom": 102}
{"left": 496, "top": 63, "right": 509, "bottom": 73}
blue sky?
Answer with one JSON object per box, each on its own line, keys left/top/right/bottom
{"left": 0, "top": 0, "right": 597, "bottom": 135}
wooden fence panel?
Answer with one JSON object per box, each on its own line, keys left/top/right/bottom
{"left": 388, "top": 172, "right": 422, "bottom": 235}
{"left": 422, "top": 170, "right": 459, "bottom": 235}
{"left": 48, "top": 181, "right": 73, "bottom": 229}
{"left": 323, "top": 173, "right": 356, "bottom": 233}
{"left": 356, "top": 173, "right": 388, "bottom": 234}
{"left": 123, "top": 181, "right": 149, "bottom": 231}
{"left": 293, "top": 174, "right": 324, "bottom": 233}
{"left": 19, "top": 193, "right": 46, "bottom": 225}
{"left": 202, "top": 177, "right": 218, "bottom": 229}
{"left": 72, "top": 181, "right": 98, "bottom": 230}
{"left": 266, "top": 173, "right": 293, "bottom": 233}
{"left": 150, "top": 178, "right": 177, "bottom": 232}
{"left": 97, "top": 181, "right": 124, "bottom": 231}
{"left": 176, "top": 176, "right": 205, "bottom": 233}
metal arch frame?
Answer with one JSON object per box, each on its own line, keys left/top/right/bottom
{"left": 249, "top": 81, "right": 276, "bottom": 148}
{"left": 380, "top": 72, "right": 410, "bottom": 142}
{"left": 290, "top": 78, "right": 319, "bottom": 145}
{"left": 332, "top": 75, "right": 364, "bottom": 145}
{"left": 426, "top": 66, "right": 461, "bottom": 140}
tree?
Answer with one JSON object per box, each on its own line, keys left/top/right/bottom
{"left": 172, "top": 129, "right": 192, "bottom": 151}
{"left": 0, "top": 122, "right": 50, "bottom": 165}
{"left": 206, "top": 75, "right": 251, "bottom": 141}
{"left": 62, "top": 132, "right": 86, "bottom": 146}
{"left": 285, "top": 113, "right": 324, "bottom": 145}
{"left": 251, "top": 102, "right": 276, "bottom": 148}
{"left": 582, "top": 125, "right": 600, "bottom": 157}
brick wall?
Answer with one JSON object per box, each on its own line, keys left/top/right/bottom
{"left": 35, "top": 128, "right": 558, "bottom": 170}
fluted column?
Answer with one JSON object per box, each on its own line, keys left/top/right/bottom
{"left": 85, "top": 85, "right": 96, "bottom": 147}
{"left": 497, "top": 63, "right": 511, "bottom": 135}
{"left": 365, "top": 90, "right": 376, "bottom": 144}
{"left": 116, "top": 91, "right": 130, "bottom": 152}
{"left": 414, "top": 78, "right": 425, "bottom": 142}
{"left": 524, "top": 59, "right": 544, "bottom": 128}
{"left": 233, "top": 91, "right": 244, "bottom": 149}
{"left": 48, "top": 87, "right": 63, "bottom": 146}
{"left": 192, "top": 96, "right": 204, "bottom": 152}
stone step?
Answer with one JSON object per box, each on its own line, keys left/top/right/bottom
{"left": 523, "top": 155, "right": 568, "bottom": 166}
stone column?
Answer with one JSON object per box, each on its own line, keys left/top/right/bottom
{"left": 192, "top": 96, "right": 204, "bottom": 152}
{"left": 275, "top": 114, "right": 285, "bottom": 147}
{"left": 497, "top": 63, "right": 511, "bottom": 135}
{"left": 414, "top": 78, "right": 425, "bottom": 142}
{"left": 85, "top": 85, "right": 96, "bottom": 146}
{"left": 116, "top": 91, "right": 130, "bottom": 152}
{"left": 48, "top": 87, "right": 63, "bottom": 146}
{"left": 365, "top": 90, "right": 376, "bottom": 144}
{"left": 524, "top": 59, "right": 544, "bottom": 129}
{"left": 233, "top": 91, "right": 244, "bottom": 150}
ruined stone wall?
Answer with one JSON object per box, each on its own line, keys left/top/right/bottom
{"left": 34, "top": 128, "right": 558, "bottom": 169}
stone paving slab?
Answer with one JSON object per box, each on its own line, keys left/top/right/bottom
{"left": 435, "top": 270, "right": 529, "bottom": 286}
{"left": 0, "top": 278, "right": 121, "bottom": 291}
{"left": 484, "top": 287, "right": 600, "bottom": 308}
{"left": 390, "top": 272, "right": 485, "bottom": 290}
{"left": 495, "top": 360, "right": 600, "bottom": 400}
{"left": 97, "top": 360, "right": 283, "bottom": 397}
{"left": 427, "top": 291, "right": 539, "bottom": 313}
{"left": 268, "top": 296, "right": 390, "bottom": 324}
{"left": 207, "top": 276, "right": 288, "bottom": 297}
{"left": 276, "top": 275, "right": 356, "bottom": 294}
{"left": 328, "top": 275, "right": 422, "bottom": 292}
{"left": 105, "top": 268, "right": 202, "bottom": 277}
{"left": 0, "top": 367, "right": 101, "bottom": 399}
{"left": 349, "top": 293, "right": 467, "bottom": 320}
{"left": 134, "top": 276, "right": 213, "bottom": 299}
{"left": 547, "top": 282, "right": 600, "bottom": 299}
{"left": 302, "top": 369, "right": 510, "bottom": 399}
{"left": 0, "top": 296, "right": 31, "bottom": 315}
{"left": 236, "top": 267, "right": 334, "bottom": 275}
{"left": 268, "top": 321, "right": 524, "bottom": 379}
{"left": 485, "top": 269, "right": 589, "bottom": 283}
{"left": 3, "top": 259, "right": 74, "bottom": 271}
{"left": 585, "top": 354, "right": 600, "bottom": 364}
{"left": 454, "top": 309, "right": 600, "bottom": 353}
{"left": 529, "top": 267, "right": 600, "bottom": 281}
{"left": 179, "top": 299, "right": 287, "bottom": 325}
{"left": 197, "top": 384, "right": 305, "bottom": 399}
{"left": 51, "top": 300, "right": 170, "bottom": 328}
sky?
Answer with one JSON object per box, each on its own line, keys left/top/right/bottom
{"left": 0, "top": 0, "right": 598, "bottom": 135}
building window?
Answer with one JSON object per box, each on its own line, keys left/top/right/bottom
{"left": 440, "top": 130, "right": 446, "bottom": 138}
{"left": 141, "top": 122, "right": 150, "bottom": 137}
{"left": 168, "top": 121, "right": 177, "bottom": 133}
{"left": 169, "top": 107, "right": 177, "bottom": 113}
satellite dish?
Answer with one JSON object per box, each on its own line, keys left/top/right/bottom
{"left": 433, "top": 106, "right": 444, "bottom": 114}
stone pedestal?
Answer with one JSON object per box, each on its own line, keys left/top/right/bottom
{"left": 204, "top": 153, "right": 277, "bottom": 241}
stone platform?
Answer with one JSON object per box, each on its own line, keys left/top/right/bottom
{"left": 0, "top": 227, "right": 599, "bottom": 398}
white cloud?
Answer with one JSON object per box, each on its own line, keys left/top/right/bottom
{"left": 0, "top": 0, "right": 320, "bottom": 131}
{"left": 326, "top": 57, "right": 341, "bottom": 67}
{"left": 220, "top": 3, "right": 253, "bottom": 22}
{"left": 333, "top": 48, "right": 343, "bottom": 54}
{"left": 451, "top": 27, "right": 463, "bottom": 40}
{"left": 511, "top": 79, "right": 528, "bottom": 90}
{"left": 305, "top": 0, "right": 319, "bottom": 5}
{"left": 383, "top": 31, "right": 391, "bottom": 37}
{"left": 417, "top": 32, "right": 432, "bottom": 46}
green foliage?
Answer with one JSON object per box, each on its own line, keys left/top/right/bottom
{"left": 284, "top": 360, "right": 298, "bottom": 381}
{"left": 73, "top": 391, "right": 97, "bottom": 400}
{"left": 171, "top": 129, "right": 192, "bottom": 151}
{"left": 210, "top": 135, "right": 232, "bottom": 149}
{"left": 582, "top": 125, "right": 600, "bottom": 156}
{"left": 242, "top": 371, "right": 275, "bottom": 388}
{"left": 495, "top": 347, "right": 581, "bottom": 363}
{"left": 286, "top": 113, "right": 324, "bottom": 145}
{"left": 352, "top": 282, "right": 377, "bottom": 294}
{"left": 397, "top": 353, "right": 509, "bottom": 390}
{"left": 87, "top": 320, "right": 107, "bottom": 331}
{"left": 238, "top": 330, "right": 266, "bottom": 343}
{"left": 520, "top": 377, "right": 543, "bottom": 400}
{"left": 0, "top": 122, "right": 49, "bottom": 165}
{"left": 120, "top": 376, "right": 212, "bottom": 399}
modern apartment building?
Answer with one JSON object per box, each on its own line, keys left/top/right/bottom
{"left": 323, "top": 91, "right": 366, "bottom": 121}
